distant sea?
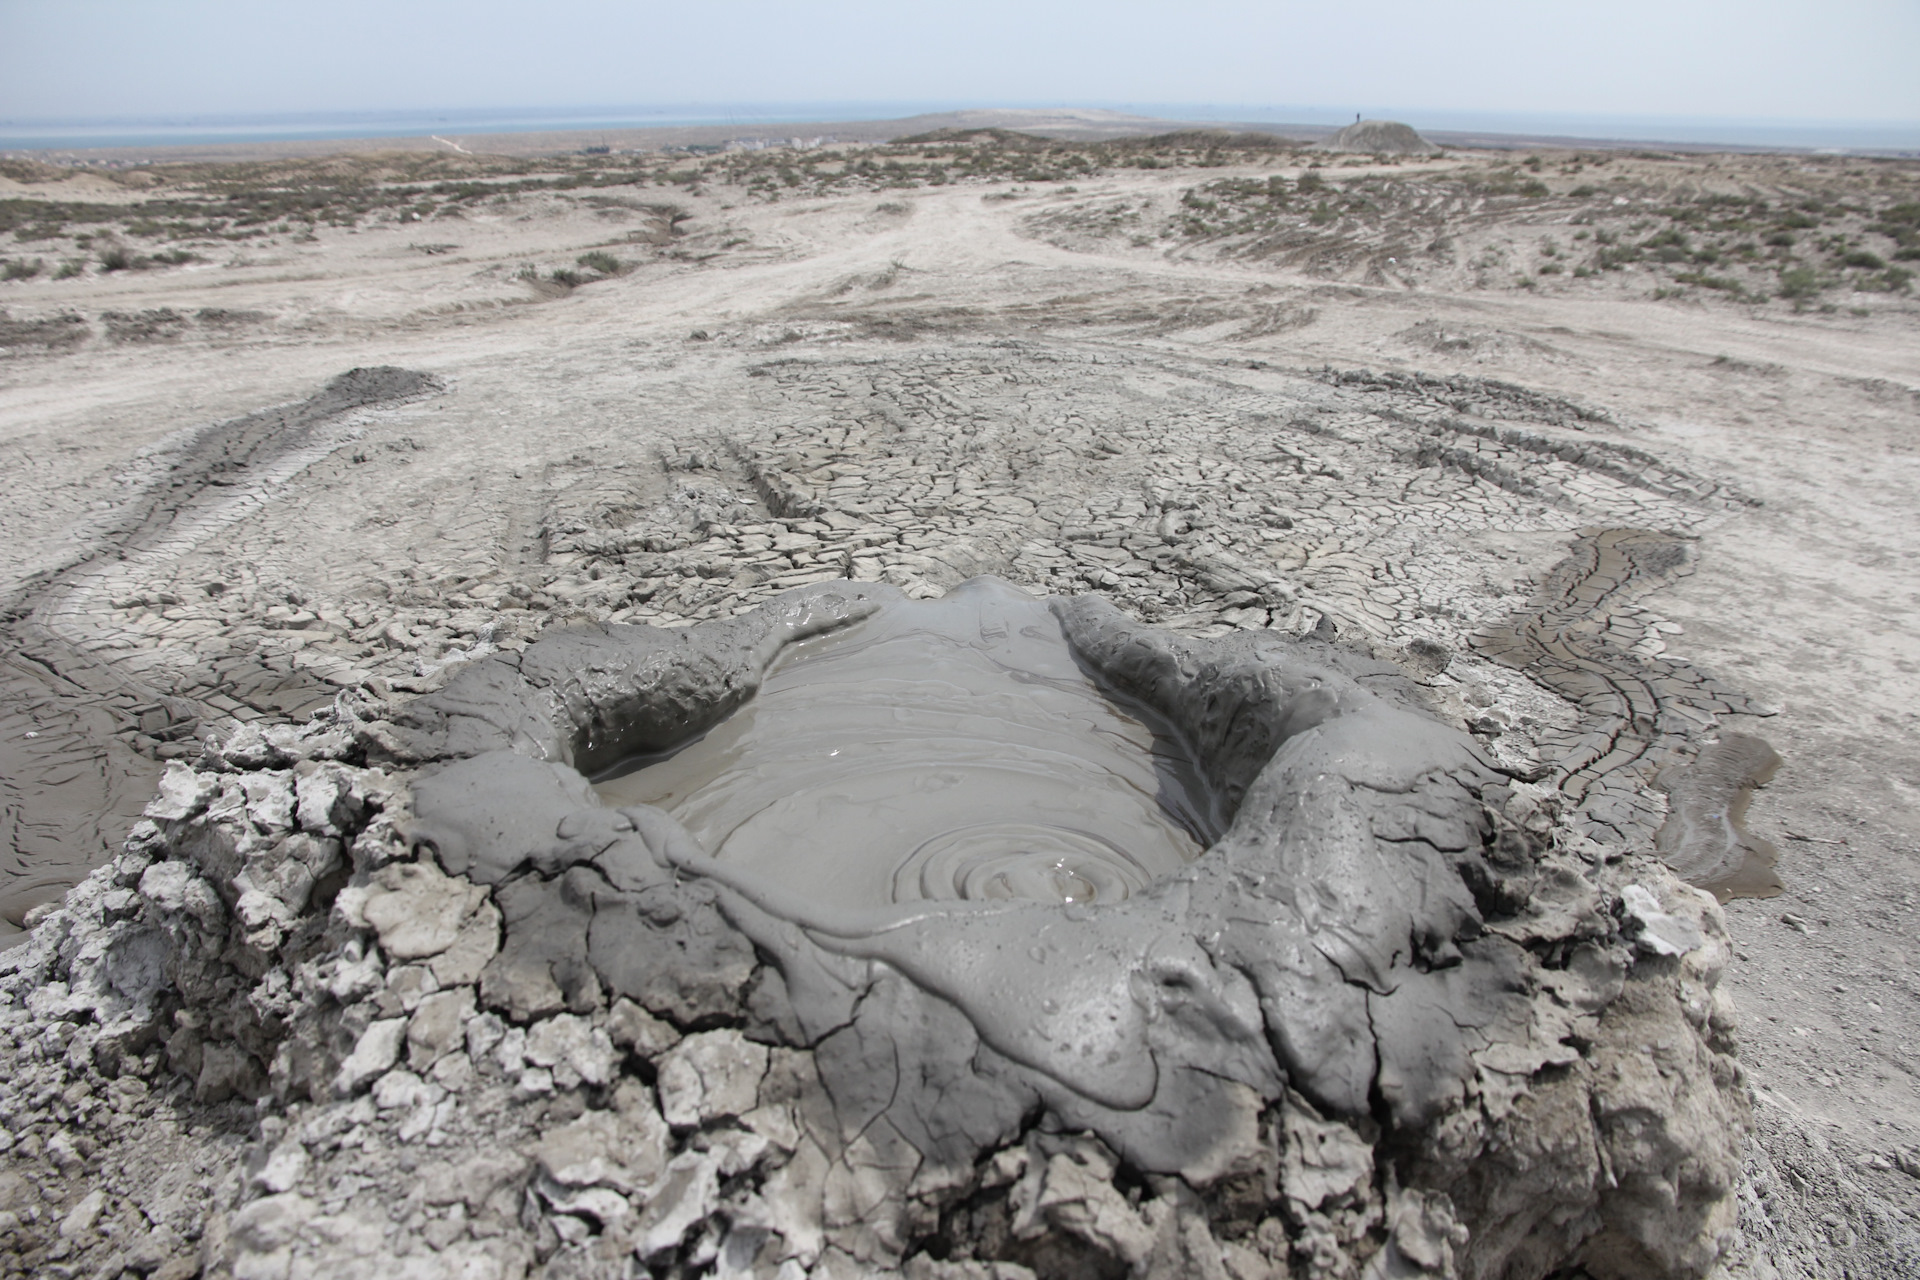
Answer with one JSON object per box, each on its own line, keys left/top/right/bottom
{"left": 3, "top": 103, "right": 1916, "bottom": 155}
{"left": 0, "top": 104, "right": 960, "bottom": 152}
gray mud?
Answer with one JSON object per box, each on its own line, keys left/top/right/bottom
{"left": 593, "top": 578, "right": 1221, "bottom": 909}
{"left": 1473, "top": 526, "right": 1773, "bottom": 851}
{"left": 381, "top": 575, "right": 1747, "bottom": 1274}
{"left": 0, "top": 367, "right": 441, "bottom": 939}
{"left": 1656, "top": 733, "right": 1785, "bottom": 902}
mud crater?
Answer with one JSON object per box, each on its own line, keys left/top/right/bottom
{"left": 593, "top": 580, "right": 1225, "bottom": 910}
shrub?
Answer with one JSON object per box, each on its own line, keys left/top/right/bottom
{"left": 1860, "top": 266, "right": 1912, "bottom": 292}
{"left": 1777, "top": 266, "right": 1821, "bottom": 302}
{"left": 576, "top": 250, "right": 624, "bottom": 276}
{"left": 1840, "top": 249, "right": 1885, "bottom": 269}
{"left": 2, "top": 258, "right": 43, "bottom": 281}
{"left": 54, "top": 259, "right": 85, "bottom": 279}
{"left": 549, "top": 268, "right": 588, "bottom": 288}
{"left": 98, "top": 246, "right": 133, "bottom": 271}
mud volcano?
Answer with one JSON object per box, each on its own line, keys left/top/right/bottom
{"left": 372, "top": 577, "right": 1745, "bottom": 1275}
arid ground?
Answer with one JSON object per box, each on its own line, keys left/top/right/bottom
{"left": 2, "top": 126, "right": 1918, "bottom": 1276}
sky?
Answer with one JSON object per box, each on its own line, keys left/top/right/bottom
{"left": 3, "top": 0, "right": 1917, "bottom": 129}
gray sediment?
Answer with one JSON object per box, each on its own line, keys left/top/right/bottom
{"left": 1656, "top": 733, "right": 1785, "bottom": 901}
{"left": 368, "top": 576, "right": 1747, "bottom": 1272}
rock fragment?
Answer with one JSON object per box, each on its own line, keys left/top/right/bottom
{"left": 360, "top": 858, "right": 490, "bottom": 960}
{"left": 333, "top": 1018, "right": 407, "bottom": 1096}
{"left": 657, "top": 1029, "right": 771, "bottom": 1128}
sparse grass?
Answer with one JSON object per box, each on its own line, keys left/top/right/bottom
{"left": 575, "top": 250, "right": 625, "bottom": 276}
{"left": 0, "top": 308, "right": 90, "bottom": 350}
{"left": 1777, "top": 265, "right": 1822, "bottom": 305}
{"left": 1854, "top": 265, "right": 1913, "bottom": 292}
{"left": 1673, "top": 271, "right": 1749, "bottom": 296}
{"left": 2, "top": 138, "right": 1912, "bottom": 321}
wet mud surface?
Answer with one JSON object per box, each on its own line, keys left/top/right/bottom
{"left": 1656, "top": 733, "right": 1785, "bottom": 902}
{"left": 594, "top": 579, "right": 1219, "bottom": 909}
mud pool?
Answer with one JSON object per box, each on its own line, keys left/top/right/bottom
{"left": 592, "top": 580, "right": 1222, "bottom": 909}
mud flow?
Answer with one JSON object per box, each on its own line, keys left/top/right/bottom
{"left": 594, "top": 580, "right": 1223, "bottom": 909}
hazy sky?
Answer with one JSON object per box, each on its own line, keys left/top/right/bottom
{"left": 4, "top": 0, "right": 1916, "bottom": 124}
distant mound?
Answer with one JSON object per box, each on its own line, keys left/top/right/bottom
{"left": 895, "top": 126, "right": 1300, "bottom": 153}
{"left": 1326, "top": 120, "right": 1439, "bottom": 155}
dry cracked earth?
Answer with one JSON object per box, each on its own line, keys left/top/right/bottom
{"left": 0, "top": 133, "right": 1918, "bottom": 1279}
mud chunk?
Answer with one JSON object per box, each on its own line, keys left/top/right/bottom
{"left": 583, "top": 880, "right": 757, "bottom": 1024}
{"left": 427, "top": 898, "right": 501, "bottom": 987}
{"left": 294, "top": 765, "right": 361, "bottom": 836}
{"left": 58, "top": 1188, "right": 108, "bottom": 1240}
{"left": 229, "top": 1192, "right": 315, "bottom": 1253}
{"left": 1620, "top": 884, "right": 1706, "bottom": 958}
{"left": 529, "top": 1085, "right": 669, "bottom": 1195}
{"left": 525, "top": 1013, "right": 616, "bottom": 1088}
{"left": 657, "top": 1029, "right": 770, "bottom": 1128}
{"left": 407, "top": 987, "right": 476, "bottom": 1072}
{"left": 1009, "top": 1135, "right": 1157, "bottom": 1271}
{"left": 361, "top": 858, "right": 490, "bottom": 961}
{"left": 633, "top": 1148, "right": 726, "bottom": 1259}
{"left": 479, "top": 870, "right": 598, "bottom": 1022}
{"left": 1280, "top": 1093, "right": 1374, "bottom": 1210}
{"left": 421, "top": 1150, "right": 532, "bottom": 1211}
{"left": 333, "top": 1018, "right": 407, "bottom": 1096}
{"left": 144, "top": 763, "right": 219, "bottom": 823}
{"left": 606, "top": 996, "right": 681, "bottom": 1057}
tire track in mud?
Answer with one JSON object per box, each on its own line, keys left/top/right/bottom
{"left": 1473, "top": 525, "right": 1772, "bottom": 850}
{"left": 0, "top": 368, "right": 441, "bottom": 935}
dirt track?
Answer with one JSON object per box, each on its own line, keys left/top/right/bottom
{"left": 2, "top": 138, "right": 1918, "bottom": 1272}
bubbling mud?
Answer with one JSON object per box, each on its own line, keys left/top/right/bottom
{"left": 593, "top": 579, "right": 1222, "bottom": 910}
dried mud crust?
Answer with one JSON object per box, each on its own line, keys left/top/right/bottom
{"left": 0, "top": 344, "right": 1758, "bottom": 935}
{"left": 0, "top": 367, "right": 443, "bottom": 936}
{"left": 1472, "top": 527, "right": 1773, "bottom": 848}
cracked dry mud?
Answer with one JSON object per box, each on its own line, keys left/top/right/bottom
{"left": 0, "top": 139, "right": 1917, "bottom": 1280}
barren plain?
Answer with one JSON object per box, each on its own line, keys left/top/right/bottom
{"left": 1, "top": 129, "right": 1918, "bottom": 1278}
